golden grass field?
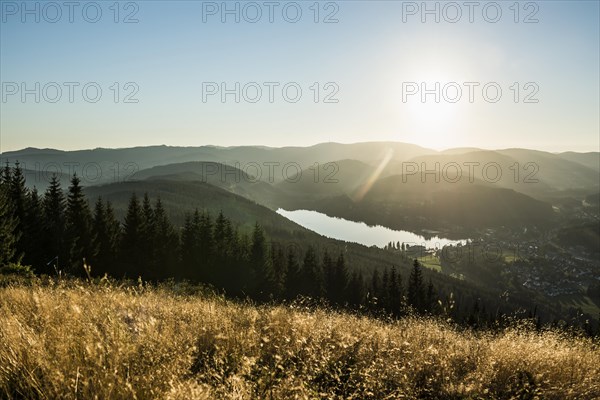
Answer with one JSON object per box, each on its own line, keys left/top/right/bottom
{"left": 1, "top": 280, "right": 599, "bottom": 399}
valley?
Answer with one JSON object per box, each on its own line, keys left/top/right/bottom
{"left": 3, "top": 142, "right": 599, "bottom": 326}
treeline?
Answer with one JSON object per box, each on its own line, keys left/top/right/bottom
{"left": 0, "top": 162, "right": 439, "bottom": 314}
{"left": 1, "top": 162, "right": 598, "bottom": 333}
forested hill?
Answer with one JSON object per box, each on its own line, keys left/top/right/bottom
{"left": 1, "top": 161, "right": 595, "bottom": 330}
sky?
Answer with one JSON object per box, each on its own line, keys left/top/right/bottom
{"left": 0, "top": 0, "right": 599, "bottom": 152}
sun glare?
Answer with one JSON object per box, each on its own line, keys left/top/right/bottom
{"left": 402, "top": 94, "right": 462, "bottom": 150}
{"left": 391, "top": 64, "right": 467, "bottom": 149}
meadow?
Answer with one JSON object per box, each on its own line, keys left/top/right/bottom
{"left": 1, "top": 279, "right": 599, "bottom": 400}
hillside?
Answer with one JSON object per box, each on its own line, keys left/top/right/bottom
{"left": 132, "top": 161, "right": 284, "bottom": 208}
{"left": 4, "top": 144, "right": 597, "bottom": 203}
{"left": 275, "top": 159, "right": 376, "bottom": 197}
{"left": 554, "top": 222, "right": 600, "bottom": 256}
{"left": 1, "top": 282, "right": 598, "bottom": 400}
{"left": 392, "top": 149, "right": 600, "bottom": 201}
{"left": 558, "top": 152, "right": 600, "bottom": 172}
{"left": 1, "top": 142, "right": 436, "bottom": 187}
{"left": 363, "top": 176, "right": 555, "bottom": 228}
{"left": 84, "top": 179, "right": 300, "bottom": 235}
{"left": 81, "top": 178, "right": 440, "bottom": 282}
{"left": 78, "top": 178, "right": 575, "bottom": 325}
{"left": 279, "top": 173, "right": 555, "bottom": 233}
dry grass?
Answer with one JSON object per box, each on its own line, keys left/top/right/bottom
{"left": 0, "top": 281, "right": 599, "bottom": 399}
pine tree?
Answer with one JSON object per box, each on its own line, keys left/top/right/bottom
{"left": 92, "top": 197, "right": 121, "bottom": 276}
{"left": 140, "top": 193, "right": 155, "bottom": 273}
{"left": 250, "top": 222, "right": 275, "bottom": 299}
{"left": 9, "top": 161, "right": 28, "bottom": 262}
{"left": 151, "top": 198, "right": 179, "bottom": 280}
{"left": 0, "top": 183, "right": 19, "bottom": 266}
{"left": 213, "top": 210, "right": 230, "bottom": 286}
{"left": 347, "top": 270, "right": 365, "bottom": 308}
{"left": 198, "top": 211, "right": 214, "bottom": 282}
{"left": 120, "top": 193, "right": 144, "bottom": 277}
{"left": 213, "top": 210, "right": 227, "bottom": 258}
{"left": 22, "top": 187, "right": 45, "bottom": 270}
{"left": 284, "top": 246, "right": 302, "bottom": 299}
{"left": 333, "top": 253, "right": 348, "bottom": 305}
{"left": 323, "top": 250, "right": 335, "bottom": 300}
{"left": 408, "top": 259, "right": 425, "bottom": 312}
{"left": 1, "top": 160, "right": 11, "bottom": 185}
{"left": 368, "top": 269, "right": 381, "bottom": 309}
{"left": 380, "top": 267, "right": 390, "bottom": 310}
{"left": 42, "top": 174, "right": 66, "bottom": 273}
{"left": 425, "top": 279, "right": 437, "bottom": 314}
{"left": 141, "top": 193, "right": 153, "bottom": 223}
{"left": 388, "top": 265, "right": 403, "bottom": 316}
{"left": 270, "top": 243, "right": 287, "bottom": 299}
{"left": 234, "top": 231, "right": 253, "bottom": 295}
{"left": 180, "top": 210, "right": 200, "bottom": 280}
{"left": 64, "top": 174, "right": 95, "bottom": 275}
{"left": 301, "top": 246, "right": 323, "bottom": 298}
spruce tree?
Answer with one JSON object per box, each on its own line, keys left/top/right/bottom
{"left": 213, "top": 210, "right": 230, "bottom": 286}
{"left": 369, "top": 269, "right": 381, "bottom": 309}
{"left": 140, "top": 193, "right": 155, "bottom": 272}
{"left": 270, "top": 243, "right": 287, "bottom": 299}
{"left": 234, "top": 230, "right": 253, "bottom": 295}
{"left": 198, "top": 211, "right": 214, "bottom": 282}
{"left": 347, "top": 270, "right": 365, "bottom": 307}
{"left": 92, "top": 198, "right": 121, "bottom": 276}
{"left": 152, "top": 198, "right": 179, "bottom": 280}
{"left": 213, "top": 210, "right": 227, "bottom": 258}
{"left": 250, "top": 222, "right": 275, "bottom": 299}
{"left": 120, "top": 193, "right": 144, "bottom": 277}
{"left": 180, "top": 211, "right": 199, "bottom": 279}
{"left": 408, "top": 259, "right": 425, "bottom": 312}
{"left": 323, "top": 250, "right": 335, "bottom": 300}
{"left": 301, "top": 246, "right": 323, "bottom": 298}
{"left": 388, "top": 265, "right": 403, "bottom": 316}
{"left": 23, "top": 187, "right": 45, "bottom": 270}
{"left": 105, "top": 201, "right": 121, "bottom": 253}
{"left": 333, "top": 253, "right": 349, "bottom": 304}
{"left": 380, "top": 267, "right": 390, "bottom": 310}
{"left": 0, "top": 183, "right": 19, "bottom": 266}
{"left": 42, "top": 174, "right": 66, "bottom": 273}
{"left": 284, "top": 246, "right": 302, "bottom": 299}
{"left": 10, "top": 161, "right": 28, "bottom": 261}
{"left": 425, "top": 279, "right": 437, "bottom": 314}
{"left": 1, "top": 160, "right": 11, "bottom": 185}
{"left": 64, "top": 174, "right": 95, "bottom": 275}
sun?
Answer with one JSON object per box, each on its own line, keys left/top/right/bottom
{"left": 390, "top": 65, "right": 467, "bottom": 150}
{"left": 402, "top": 95, "right": 462, "bottom": 150}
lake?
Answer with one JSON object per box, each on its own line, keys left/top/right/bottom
{"left": 277, "top": 209, "right": 467, "bottom": 249}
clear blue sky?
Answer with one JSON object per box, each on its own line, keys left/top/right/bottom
{"left": 1, "top": 0, "right": 598, "bottom": 152}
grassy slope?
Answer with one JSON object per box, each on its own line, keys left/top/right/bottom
{"left": 1, "top": 282, "right": 599, "bottom": 400}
